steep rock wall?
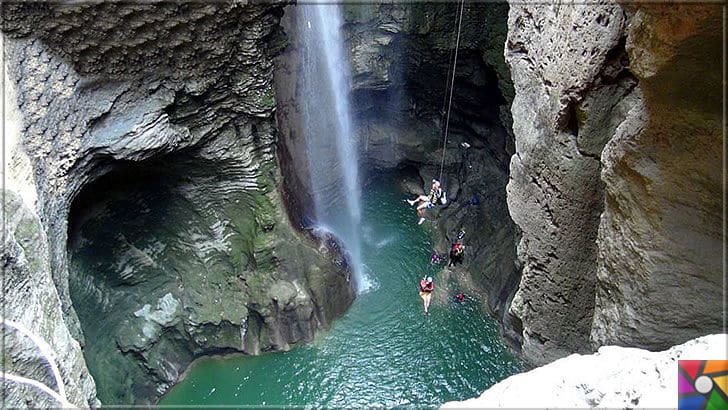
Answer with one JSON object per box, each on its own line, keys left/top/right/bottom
{"left": 504, "top": 1, "right": 634, "bottom": 365}
{"left": 1, "top": 34, "right": 98, "bottom": 409}
{"left": 591, "top": 3, "right": 723, "bottom": 349}
{"left": 504, "top": 0, "right": 722, "bottom": 366}
{"left": 2, "top": 2, "right": 354, "bottom": 404}
{"left": 2, "top": 191, "right": 99, "bottom": 408}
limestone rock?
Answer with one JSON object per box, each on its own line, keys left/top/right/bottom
{"left": 591, "top": 3, "right": 723, "bottom": 350}
{"left": 504, "top": 0, "right": 631, "bottom": 366}
{"left": 442, "top": 333, "right": 727, "bottom": 408}
{"left": 1, "top": 191, "right": 99, "bottom": 408}
{"left": 504, "top": 0, "right": 721, "bottom": 367}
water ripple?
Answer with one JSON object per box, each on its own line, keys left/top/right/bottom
{"left": 160, "top": 174, "right": 520, "bottom": 407}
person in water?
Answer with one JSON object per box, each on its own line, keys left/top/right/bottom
{"left": 407, "top": 180, "right": 446, "bottom": 225}
{"left": 419, "top": 276, "right": 435, "bottom": 313}
{"left": 430, "top": 252, "right": 441, "bottom": 265}
{"left": 448, "top": 243, "right": 465, "bottom": 266}
{"left": 455, "top": 292, "right": 465, "bottom": 303}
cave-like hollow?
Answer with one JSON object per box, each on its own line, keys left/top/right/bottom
{"left": 66, "top": 139, "right": 355, "bottom": 404}
{"left": 66, "top": 153, "right": 258, "bottom": 403}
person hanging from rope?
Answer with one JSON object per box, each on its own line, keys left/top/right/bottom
{"left": 406, "top": 179, "right": 447, "bottom": 224}
{"left": 419, "top": 276, "right": 435, "bottom": 314}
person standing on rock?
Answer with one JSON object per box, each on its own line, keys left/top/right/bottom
{"left": 419, "top": 276, "right": 435, "bottom": 314}
{"left": 448, "top": 243, "right": 465, "bottom": 266}
{"left": 406, "top": 179, "right": 447, "bottom": 225}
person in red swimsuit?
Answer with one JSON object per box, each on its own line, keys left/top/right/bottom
{"left": 419, "top": 276, "right": 435, "bottom": 313}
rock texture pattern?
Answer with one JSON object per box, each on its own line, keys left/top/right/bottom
{"left": 2, "top": 2, "right": 354, "bottom": 405}
{"left": 504, "top": 1, "right": 634, "bottom": 365}
{"left": 591, "top": 3, "right": 724, "bottom": 351}
{"left": 504, "top": 0, "right": 723, "bottom": 366}
{"left": 2, "top": 191, "right": 99, "bottom": 408}
{"left": 442, "top": 333, "right": 728, "bottom": 408}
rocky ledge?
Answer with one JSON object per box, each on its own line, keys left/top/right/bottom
{"left": 443, "top": 333, "right": 727, "bottom": 408}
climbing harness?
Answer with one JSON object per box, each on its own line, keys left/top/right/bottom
{"left": 439, "top": 0, "right": 466, "bottom": 183}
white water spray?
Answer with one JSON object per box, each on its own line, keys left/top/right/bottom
{"left": 298, "top": 3, "right": 371, "bottom": 292}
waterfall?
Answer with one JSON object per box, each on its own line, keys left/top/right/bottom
{"left": 298, "top": 3, "right": 371, "bottom": 293}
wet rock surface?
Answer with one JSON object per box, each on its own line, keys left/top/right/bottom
{"left": 2, "top": 2, "right": 353, "bottom": 405}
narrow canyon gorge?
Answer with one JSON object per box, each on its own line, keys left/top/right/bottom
{"left": 1, "top": 1, "right": 723, "bottom": 407}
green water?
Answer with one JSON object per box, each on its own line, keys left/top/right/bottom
{"left": 160, "top": 175, "right": 520, "bottom": 407}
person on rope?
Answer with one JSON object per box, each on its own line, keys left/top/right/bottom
{"left": 406, "top": 179, "right": 447, "bottom": 224}
{"left": 430, "top": 252, "right": 441, "bottom": 265}
{"left": 419, "top": 276, "right": 435, "bottom": 314}
{"left": 448, "top": 242, "right": 465, "bottom": 267}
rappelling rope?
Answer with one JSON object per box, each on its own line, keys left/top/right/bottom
{"left": 439, "top": 0, "right": 466, "bottom": 182}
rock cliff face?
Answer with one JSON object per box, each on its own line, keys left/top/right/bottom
{"left": 504, "top": 1, "right": 633, "bottom": 365}
{"left": 591, "top": 3, "right": 723, "bottom": 351}
{"left": 2, "top": 2, "right": 353, "bottom": 405}
{"left": 504, "top": 0, "right": 722, "bottom": 366}
{"left": 2, "top": 191, "right": 98, "bottom": 408}
{"left": 442, "top": 334, "right": 727, "bottom": 408}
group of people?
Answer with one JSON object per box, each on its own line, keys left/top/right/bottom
{"left": 429, "top": 242, "right": 465, "bottom": 267}
{"left": 418, "top": 276, "right": 467, "bottom": 314}
{"left": 408, "top": 179, "right": 471, "bottom": 313}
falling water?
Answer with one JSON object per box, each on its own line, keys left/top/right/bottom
{"left": 298, "top": 4, "right": 370, "bottom": 292}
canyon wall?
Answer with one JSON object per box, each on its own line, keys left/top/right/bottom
{"left": 591, "top": 3, "right": 723, "bottom": 351}
{"left": 2, "top": 36, "right": 98, "bottom": 408}
{"left": 504, "top": 0, "right": 723, "bottom": 366}
{"left": 2, "top": 3, "right": 353, "bottom": 404}
{"left": 2, "top": 193, "right": 98, "bottom": 407}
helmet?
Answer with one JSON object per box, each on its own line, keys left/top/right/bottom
{"left": 426, "top": 277, "right": 433, "bottom": 283}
